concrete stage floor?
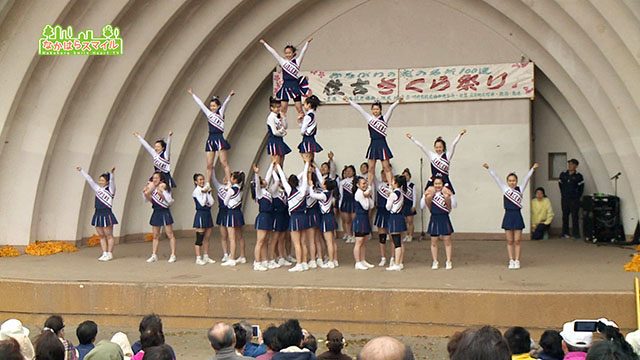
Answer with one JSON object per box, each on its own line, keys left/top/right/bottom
{"left": 0, "top": 235, "right": 636, "bottom": 337}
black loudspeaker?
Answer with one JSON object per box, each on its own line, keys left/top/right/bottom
{"left": 582, "top": 195, "right": 625, "bottom": 243}
{"left": 633, "top": 221, "right": 640, "bottom": 244}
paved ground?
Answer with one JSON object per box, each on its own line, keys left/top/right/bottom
{"left": 0, "top": 235, "right": 635, "bottom": 292}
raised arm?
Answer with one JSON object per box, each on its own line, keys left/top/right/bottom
{"left": 447, "top": 129, "right": 466, "bottom": 160}
{"left": 211, "top": 171, "right": 223, "bottom": 191}
{"left": 521, "top": 163, "right": 538, "bottom": 192}
{"left": 108, "top": 169, "right": 116, "bottom": 195}
{"left": 164, "top": 132, "right": 172, "bottom": 160}
{"left": 190, "top": 91, "right": 213, "bottom": 117}
{"left": 253, "top": 173, "right": 262, "bottom": 201}
{"left": 338, "top": 179, "right": 345, "bottom": 208}
{"left": 383, "top": 98, "right": 401, "bottom": 121}
{"left": 298, "top": 162, "right": 310, "bottom": 194}
{"left": 420, "top": 192, "right": 427, "bottom": 210}
{"left": 134, "top": 133, "right": 157, "bottom": 158}
{"left": 328, "top": 152, "right": 337, "bottom": 179}
{"left": 219, "top": 92, "right": 233, "bottom": 117}
{"left": 313, "top": 166, "right": 323, "bottom": 186}
{"left": 411, "top": 184, "right": 417, "bottom": 207}
{"left": 344, "top": 97, "right": 371, "bottom": 122}
{"left": 484, "top": 164, "right": 509, "bottom": 194}
{"left": 275, "top": 164, "right": 292, "bottom": 195}
{"left": 296, "top": 39, "right": 311, "bottom": 63}
{"left": 78, "top": 168, "right": 100, "bottom": 193}
{"left": 260, "top": 40, "right": 286, "bottom": 66}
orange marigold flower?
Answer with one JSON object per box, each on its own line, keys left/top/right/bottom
{"left": 0, "top": 246, "right": 20, "bottom": 257}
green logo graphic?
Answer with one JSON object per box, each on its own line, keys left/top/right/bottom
{"left": 38, "top": 24, "right": 123, "bottom": 56}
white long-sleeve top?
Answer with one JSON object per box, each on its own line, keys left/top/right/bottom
{"left": 80, "top": 169, "right": 115, "bottom": 208}
{"left": 300, "top": 110, "right": 317, "bottom": 136}
{"left": 192, "top": 186, "right": 214, "bottom": 208}
{"left": 262, "top": 40, "right": 309, "bottom": 78}
{"left": 276, "top": 162, "right": 309, "bottom": 214}
{"left": 254, "top": 163, "right": 275, "bottom": 202}
{"left": 267, "top": 112, "right": 287, "bottom": 137}
{"left": 308, "top": 189, "right": 334, "bottom": 214}
{"left": 409, "top": 134, "right": 462, "bottom": 175}
{"left": 136, "top": 134, "right": 171, "bottom": 173}
{"left": 354, "top": 188, "right": 374, "bottom": 210}
{"left": 191, "top": 93, "right": 231, "bottom": 132}
{"left": 385, "top": 188, "right": 404, "bottom": 213}
{"left": 487, "top": 167, "right": 535, "bottom": 208}
{"left": 347, "top": 99, "right": 400, "bottom": 137}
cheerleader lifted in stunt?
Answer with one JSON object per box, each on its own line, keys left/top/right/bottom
{"left": 297, "top": 95, "right": 323, "bottom": 161}
{"left": 260, "top": 37, "right": 313, "bottom": 119}
{"left": 134, "top": 130, "right": 177, "bottom": 188}
{"left": 266, "top": 97, "right": 291, "bottom": 166}
{"left": 187, "top": 87, "right": 235, "bottom": 191}
{"left": 76, "top": 166, "right": 118, "bottom": 261}
{"left": 406, "top": 129, "right": 466, "bottom": 208}
{"left": 483, "top": 162, "right": 539, "bottom": 269}
{"left": 343, "top": 95, "right": 403, "bottom": 187}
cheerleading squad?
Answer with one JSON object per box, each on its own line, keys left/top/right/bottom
{"left": 76, "top": 38, "right": 539, "bottom": 271}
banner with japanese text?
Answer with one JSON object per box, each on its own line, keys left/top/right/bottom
{"left": 273, "top": 62, "right": 534, "bottom": 103}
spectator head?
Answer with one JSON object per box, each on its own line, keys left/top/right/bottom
{"left": 276, "top": 319, "right": 304, "bottom": 349}
{"left": 450, "top": 326, "right": 510, "bottom": 360}
{"left": 326, "top": 329, "right": 345, "bottom": 354}
{"left": 140, "top": 328, "right": 164, "bottom": 351}
{"left": 586, "top": 340, "right": 637, "bottom": 360}
{"left": 84, "top": 340, "right": 124, "bottom": 360}
{"left": 535, "top": 187, "right": 546, "bottom": 199}
{"left": 625, "top": 330, "right": 640, "bottom": 356}
{"left": 35, "top": 328, "right": 65, "bottom": 360}
{"left": 0, "top": 318, "right": 34, "bottom": 360}
{"left": 504, "top": 326, "right": 532, "bottom": 355}
{"left": 262, "top": 326, "right": 278, "bottom": 352}
{"left": 561, "top": 320, "right": 592, "bottom": 353}
{"left": 138, "top": 314, "right": 164, "bottom": 335}
{"left": 539, "top": 330, "right": 564, "bottom": 360}
{"left": 111, "top": 332, "right": 133, "bottom": 360}
{"left": 447, "top": 329, "right": 475, "bottom": 358}
{"left": 44, "top": 315, "right": 65, "bottom": 337}
{"left": 76, "top": 320, "right": 98, "bottom": 345}
{"left": 0, "top": 337, "right": 24, "bottom": 360}
{"left": 208, "top": 322, "right": 235, "bottom": 351}
{"left": 357, "top": 336, "right": 414, "bottom": 360}
{"left": 302, "top": 333, "right": 317, "bottom": 354}
{"left": 142, "top": 344, "right": 173, "bottom": 360}
{"left": 568, "top": 159, "right": 579, "bottom": 171}
{"left": 233, "top": 322, "right": 250, "bottom": 351}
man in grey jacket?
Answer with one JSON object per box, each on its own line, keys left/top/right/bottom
{"left": 208, "top": 322, "right": 253, "bottom": 360}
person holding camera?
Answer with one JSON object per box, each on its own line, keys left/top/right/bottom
{"left": 559, "top": 159, "right": 584, "bottom": 239}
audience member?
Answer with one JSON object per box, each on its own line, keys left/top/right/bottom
{"left": 240, "top": 321, "right": 267, "bottom": 358}
{"left": 44, "top": 315, "right": 79, "bottom": 360}
{"left": 272, "top": 319, "right": 316, "bottom": 360}
{"left": 534, "top": 330, "right": 565, "bottom": 360}
{"left": 357, "top": 336, "right": 413, "bottom": 360}
{"left": 449, "top": 325, "right": 510, "bottom": 360}
{"left": 35, "top": 328, "right": 66, "bottom": 360}
{"left": 0, "top": 337, "right": 25, "bottom": 360}
{"left": 256, "top": 326, "right": 279, "bottom": 360}
{"left": 141, "top": 345, "right": 174, "bottom": 360}
{"left": 504, "top": 326, "right": 534, "bottom": 360}
{"left": 317, "top": 329, "right": 351, "bottom": 360}
{"left": 84, "top": 340, "right": 124, "bottom": 360}
{"left": 560, "top": 320, "right": 592, "bottom": 360}
{"left": 0, "top": 318, "right": 35, "bottom": 360}
{"left": 208, "top": 322, "right": 252, "bottom": 360}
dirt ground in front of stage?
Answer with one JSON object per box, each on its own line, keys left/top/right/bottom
{"left": 0, "top": 235, "right": 635, "bottom": 291}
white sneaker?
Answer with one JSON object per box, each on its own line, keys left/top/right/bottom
{"left": 168, "top": 254, "right": 176, "bottom": 263}
{"left": 355, "top": 262, "right": 369, "bottom": 270}
{"left": 326, "top": 261, "right": 335, "bottom": 269}
{"left": 378, "top": 257, "right": 386, "bottom": 267}
{"left": 301, "top": 262, "right": 309, "bottom": 271}
{"left": 221, "top": 259, "right": 237, "bottom": 267}
{"left": 253, "top": 262, "right": 268, "bottom": 271}
{"left": 406, "top": 236, "right": 413, "bottom": 242}
{"left": 221, "top": 253, "right": 229, "bottom": 262}
{"left": 342, "top": 234, "right": 348, "bottom": 241}
{"left": 236, "top": 256, "right": 247, "bottom": 264}
{"left": 386, "top": 264, "right": 402, "bottom": 271}
{"left": 196, "top": 257, "right": 206, "bottom": 265}
{"left": 316, "top": 258, "right": 324, "bottom": 267}
{"left": 288, "top": 264, "right": 304, "bottom": 272}
{"left": 508, "top": 259, "right": 516, "bottom": 269}
{"left": 308, "top": 260, "right": 317, "bottom": 269}
{"left": 203, "top": 254, "right": 216, "bottom": 264}
{"left": 333, "top": 260, "right": 339, "bottom": 267}
{"left": 98, "top": 253, "right": 108, "bottom": 261}
{"left": 319, "top": 261, "right": 330, "bottom": 269}
{"left": 261, "top": 260, "right": 269, "bottom": 268}
{"left": 146, "top": 254, "right": 158, "bottom": 263}
{"left": 513, "top": 260, "right": 521, "bottom": 269}
{"left": 349, "top": 236, "right": 356, "bottom": 243}
{"left": 445, "top": 261, "right": 453, "bottom": 270}
{"left": 278, "top": 258, "right": 292, "bottom": 266}
{"left": 267, "top": 260, "right": 280, "bottom": 269}
{"left": 389, "top": 257, "right": 395, "bottom": 266}
{"left": 398, "top": 263, "right": 404, "bottom": 270}
{"left": 363, "top": 260, "right": 375, "bottom": 268}
{"left": 106, "top": 252, "right": 113, "bottom": 261}
{"left": 286, "top": 255, "right": 296, "bottom": 263}
{"left": 431, "top": 260, "right": 439, "bottom": 270}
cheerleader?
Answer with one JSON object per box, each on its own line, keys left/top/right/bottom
{"left": 406, "top": 130, "right": 466, "bottom": 208}
{"left": 252, "top": 163, "right": 275, "bottom": 271}
{"left": 421, "top": 176, "right": 454, "bottom": 270}
{"left": 297, "top": 95, "right": 323, "bottom": 160}
{"left": 483, "top": 162, "right": 539, "bottom": 269}
{"left": 343, "top": 95, "right": 402, "bottom": 187}
{"left": 385, "top": 175, "right": 407, "bottom": 271}
{"left": 303, "top": 166, "right": 322, "bottom": 269}
{"left": 275, "top": 160, "right": 310, "bottom": 272}
{"left": 211, "top": 170, "right": 230, "bottom": 263}
{"left": 374, "top": 169, "right": 392, "bottom": 267}
{"left": 338, "top": 165, "right": 357, "bottom": 243}
{"left": 192, "top": 173, "right": 216, "bottom": 265}
{"left": 134, "top": 131, "right": 177, "bottom": 188}
{"left": 319, "top": 151, "right": 337, "bottom": 181}
{"left": 359, "top": 163, "right": 369, "bottom": 178}
{"left": 260, "top": 37, "right": 313, "bottom": 119}
{"left": 143, "top": 172, "right": 177, "bottom": 263}
{"left": 221, "top": 171, "right": 246, "bottom": 267}
{"left": 76, "top": 166, "right": 118, "bottom": 261}
{"left": 401, "top": 169, "right": 417, "bottom": 243}
{"left": 187, "top": 88, "right": 235, "bottom": 189}
{"left": 269, "top": 171, "right": 292, "bottom": 267}
{"left": 308, "top": 178, "right": 339, "bottom": 268}
{"left": 352, "top": 177, "right": 375, "bottom": 270}
{"left": 266, "top": 97, "right": 291, "bottom": 166}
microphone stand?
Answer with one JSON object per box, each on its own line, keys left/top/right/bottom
{"left": 610, "top": 172, "right": 621, "bottom": 197}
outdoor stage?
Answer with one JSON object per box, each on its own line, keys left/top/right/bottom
{"left": 0, "top": 234, "right": 636, "bottom": 337}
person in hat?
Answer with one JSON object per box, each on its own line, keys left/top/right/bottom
{"left": 0, "top": 318, "right": 35, "bottom": 360}
{"left": 560, "top": 320, "right": 593, "bottom": 360}
{"left": 559, "top": 159, "right": 584, "bottom": 239}
{"left": 317, "top": 329, "right": 351, "bottom": 360}
{"left": 110, "top": 333, "right": 133, "bottom": 360}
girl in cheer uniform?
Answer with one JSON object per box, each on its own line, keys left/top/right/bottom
{"left": 401, "top": 168, "right": 417, "bottom": 243}
{"left": 134, "top": 131, "right": 177, "bottom": 188}
{"left": 483, "top": 162, "right": 539, "bottom": 269}
{"left": 192, "top": 173, "right": 216, "bottom": 265}
{"left": 143, "top": 172, "right": 177, "bottom": 263}
{"left": 374, "top": 169, "right": 392, "bottom": 267}
{"left": 266, "top": 97, "right": 291, "bottom": 166}
{"left": 385, "top": 175, "right": 407, "bottom": 271}
{"left": 252, "top": 163, "right": 275, "bottom": 272}
{"left": 297, "top": 95, "right": 323, "bottom": 161}
{"left": 352, "top": 177, "right": 375, "bottom": 270}
{"left": 421, "top": 176, "right": 454, "bottom": 270}
{"left": 221, "top": 171, "right": 246, "bottom": 267}
{"left": 338, "top": 165, "right": 356, "bottom": 243}
{"left": 76, "top": 166, "right": 117, "bottom": 261}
